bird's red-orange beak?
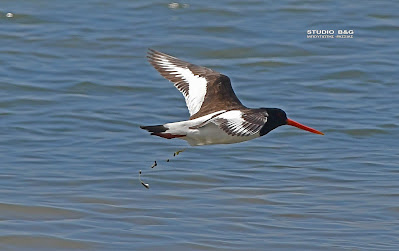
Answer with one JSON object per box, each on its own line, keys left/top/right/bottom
{"left": 286, "top": 118, "right": 324, "bottom": 135}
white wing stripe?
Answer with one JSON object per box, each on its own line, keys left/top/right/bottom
{"left": 155, "top": 55, "right": 207, "bottom": 116}
{"left": 178, "top": 68, "right": 207, "bottom": 116}
{"left": 213, "top": 110, "right": 267, "bottom": 136}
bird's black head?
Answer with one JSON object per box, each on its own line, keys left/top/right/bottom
{"left": 260, "top": 107, "right": 324, "bottom": 136}
{"left": 259, "top": 108, "right": 287, "bottom": 136}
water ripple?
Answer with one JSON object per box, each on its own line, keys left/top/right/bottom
{"left": 1, "top": 0, "right": 398, "bottom": 250}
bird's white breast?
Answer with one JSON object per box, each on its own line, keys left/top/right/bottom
{"left": 185, "top": 123, "right": 260, "bottom": 146}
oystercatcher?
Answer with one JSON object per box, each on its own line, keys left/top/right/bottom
{"left": 141, "top": 49, "right": 323, "bottom": 146}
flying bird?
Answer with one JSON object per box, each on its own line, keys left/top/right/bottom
{"left": 141, "top": 49, "right": 323, "bottom": 146}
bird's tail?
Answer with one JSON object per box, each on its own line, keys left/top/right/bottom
{"left": 140, "top": 125, "right": 168, "bottom": 134}
{"left": 140, "top": 124, "right": 186, "bottom": 139}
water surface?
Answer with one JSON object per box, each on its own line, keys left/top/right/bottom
{"left": 1, "top": 0, "right": 399, "bottom": 250}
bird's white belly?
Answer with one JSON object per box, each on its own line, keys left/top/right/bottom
{"left": 184, "top": 123, "right": 260, "bottom": 146}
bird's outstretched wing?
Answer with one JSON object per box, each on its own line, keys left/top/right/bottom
{"left": 191, "top": 109, "right": 268, "bottom": 137}
{"left": 147, "top": 49, "right": 245, "bottom": 119}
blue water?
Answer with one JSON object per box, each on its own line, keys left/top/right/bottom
{"left": 1, "top": 1, "right": 399, "bottom": 250}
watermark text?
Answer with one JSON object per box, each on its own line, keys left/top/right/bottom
{"left": 307, "top": 30, "right": 354, "bottom": 39}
